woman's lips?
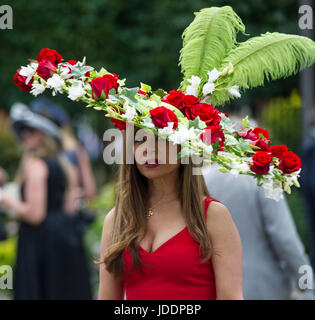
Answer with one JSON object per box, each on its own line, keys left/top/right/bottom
{"left": 144, "top": 158, "right": 160, "bottom": 168}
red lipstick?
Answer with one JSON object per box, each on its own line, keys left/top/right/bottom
{"left": 144, "top": 158, "right": 160, "bottom": 168}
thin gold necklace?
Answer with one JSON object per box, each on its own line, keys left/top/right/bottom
{"left": 146, "top": 194, "right": 178, "bottom": 218}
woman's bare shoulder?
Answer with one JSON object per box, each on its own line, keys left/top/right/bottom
{"left": 206, "top": 200, "right": 237, "bottom": 237}
{"left": 24, "top": 156, "right": 48, "bottom": 178}
{"left": 102, "top": 207, "right": 116, "bottom": 232}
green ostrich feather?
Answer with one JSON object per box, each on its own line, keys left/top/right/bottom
{"left": 178, "top": 6, "right": 246, "bottom": 90}
{"left": 210, "top": 32, "right": 315, "bottom": 106}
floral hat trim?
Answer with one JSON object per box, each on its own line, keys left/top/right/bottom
{"left": 13, "top": 47, "right": 302, "bottom": 201}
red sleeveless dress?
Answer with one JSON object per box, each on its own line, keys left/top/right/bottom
{"left": 121, "top": 197, "right": 217, "bottom": 300}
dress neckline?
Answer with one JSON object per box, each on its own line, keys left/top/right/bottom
{"left": 138, "top": 197, "right": 210, "bottom": 255}
{"left": 138, "top": 226, "right": 188, "bottom": 255}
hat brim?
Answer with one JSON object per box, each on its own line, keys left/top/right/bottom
{"left": 10, "top": 102, "right": 61, "bottom": 144}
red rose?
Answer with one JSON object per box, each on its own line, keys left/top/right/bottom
{"left": 91, "top": 73, "right": 119, "bottom": 99}
{"left": 183, "top": 95, "right": 200, "bottom": 107}
{"left": 238, "top": 127, "right": 270, "bottom": 141}
{"left": 36, "top": 60, "right": 57, "bottom": 80}
{"left": 162, "top": 90, "right": 185, "bottom": 109}
{"left": 37, "top": 48, "right": 63, "bottom": 66}
{"left": 109, "top": 106, "right": 127, "bottom": 130}
{"left": 149, "top": 106, "right": 178, "bottom": 130}
{"left": 179, "top": 95, "right": 200, "bottom": 114}
{"left": 250, "top": 139, "right": 270, "bottom": 152}
{"left": 269, "top": 144, "right": 288, "bottom": 159}
{"left": 278, "top": 151, "right": 302, "bottom": 174}
{"left": 250, "top": 151, "right": 272, "bottom": 175}
{"left": 252, "top": 127, "right": 270, "bottom": 140}
{"left": 185, "top": 103, "right": 221, "bottom": 127}
{"left": 13, "top": 69, "right": 33, "bottom": 92}
{"left": 67, "top": 60, "right": 77, "bottom": 65}
{"left": 200, "top": 125, "right": 225, "bottom": 150}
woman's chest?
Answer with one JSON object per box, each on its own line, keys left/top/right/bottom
{"left": 122, "top": 229, "right": 214, "bottom": 282}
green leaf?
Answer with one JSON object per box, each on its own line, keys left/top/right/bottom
{"left": 161, "top": 102, "right": 185, "bottom": 119}
{"left": 188, "top": 116, "right": 207, "bottom": 129}
{"left": 152, "top": 88, "right": 167, "bottom": 99}
{"left": 140, "top": 82, "right": 152, "bottom": 92}
{"left": 211, "top": 32, "right": 315, "bottom": 106}
{"left": 62, "top": 62, "right": 94, "bottom": 79}
{"left": 120, "top": 87, "right": 146, "bottom": 114}
{"left": 218, "top": 166, "right": 230, "bottom": 173}
{"left": 97, "top": 67, "right": 110, "bottom": 76}
{"left": 220, "top": 113, "right": 234, "bottom": 133}
{"left": 178, "top": 6, "right": 246, "bottom": 89}
{"left": 120, "top": 87, "right": 138, "bottom": 102}
{"left": 225, "top": 134, "right": 238, "bottom": 146}
{"left": 238, "top": 138, "right": 254, "bottom": 153}
{"left": 242, "top": 116, "right": 249, "bottom": 128}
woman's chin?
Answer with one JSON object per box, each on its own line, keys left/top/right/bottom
{"left": 137, "top": 165, "right": 167, "bottom": 180}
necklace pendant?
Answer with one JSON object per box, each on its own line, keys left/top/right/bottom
{"left": 146, "top": 208, "right": 154, "bottom": 217}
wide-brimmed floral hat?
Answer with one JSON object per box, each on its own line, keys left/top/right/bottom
{"left": 13, "top": 6, "right": 315, "bottom": 201}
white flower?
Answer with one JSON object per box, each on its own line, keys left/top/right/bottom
{"left": 187, "top": 75, "right": 201, "bottom": 87}
{"left": 46, "top": 74, "right": 65, "bottom": 94}
{"left": 158, "top": 122, "right": 175, "bottom": 136}
{"left": 186, "top": 75, "right": 201, "bottom": 97}
{"left": 142, "top": 116, "right": 155, "bottom": 128}
{"left": 30, "top": 83, "right": 45, "bottom": 96}
{"left": 169, "top": 123, "right": 197, "bottom": 144}
{"left": 59, "top": 65, "right": 73, "bottom": 80}
{"left": 30, "top": 62, "right": 38, "bottom": 70}
{"left": 207, "top": 68, "right": 220, "bottom": 83}
{"left": 19, "top": 65, "right": 36, "bottom": 84}
{"left": 202, "top": 82, "right": 215, "bottom": 96}
{"left": 227, "top": 62, "right": 234, "bottom": 74}
{"left": 228, "top": 85, "right": 241, "bottom": 98}
{"left": 262, "top": 179, "right": 284, "bottom": 201}
{"left": 67, "top": 82, "right": 86, "bottom": 101}
{"left": 221, "top": 62, "right": 234, "bottom": 76}
{"left": 229, "top": 162, "right": 250, "bottom": 177}
{"left": 121, "top": 101, "right": 136, "bottom": 122}
{"left": 186, "top": 85, "right": 198, "bottom": 96}
{"left": 203, "top": 144, "right": 213, "bottom": 155}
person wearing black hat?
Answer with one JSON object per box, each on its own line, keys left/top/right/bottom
{"left": 0, "top": 102, "right": 92, "bottom": 299}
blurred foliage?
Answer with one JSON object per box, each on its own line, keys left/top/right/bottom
{"left": 261, "top": 89, "right": 302, "bottom": 153}
{"left": 0, "top": 236, "right": 17, "bottom": 299}
{"left": 0, "top": 0, "right": 306, "bottom": 118}
{"left": 0, "top": 111, "right": 21, "bottom": 178}
{"left": 286, "top": 189, "right": 309, "bottom": 253}
{"left": 84, "top": 179, "right": 117, "bottom": 297}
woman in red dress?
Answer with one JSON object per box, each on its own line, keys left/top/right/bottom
{"left": 98, "top": 126, "right": 243, "bottom": 300}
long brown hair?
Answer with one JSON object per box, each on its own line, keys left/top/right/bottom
{"left": 101, "top": 126, "right": 212, "bottom": 279}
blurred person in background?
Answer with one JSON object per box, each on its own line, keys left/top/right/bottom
{"left": 0, "top": 102, "right": 92, "bottom": 299}
{"left": 29, "top": 97, "right": 97, "bottom": 234}
{"left": 29, "top": 97, "right": 97, "bottom": 200}
{"left": 300, "top": 113, "right": 315, "bottom": 273}
{"left": 203, "top": 114, "right": 314, "bottom": 300}
{"left": 204, "top": 166, "right": 313, "bottom": 300}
